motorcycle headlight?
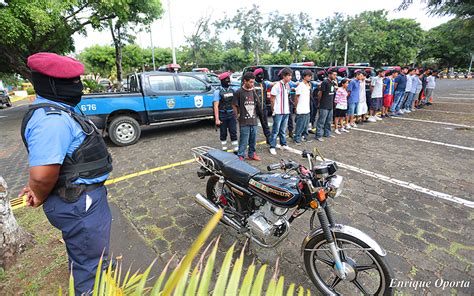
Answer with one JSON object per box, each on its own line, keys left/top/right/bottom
{"left": 328, "top": 175, "right": 344, "bottom": 198}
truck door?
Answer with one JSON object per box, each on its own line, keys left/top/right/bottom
{"left": 144, "top": 74, "right": 180, "bottom": 122}
{"left": 176, "top": 75, "right": 214, "bottom": 117}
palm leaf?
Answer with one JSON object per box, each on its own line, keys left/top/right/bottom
{"left": 238, "top": 261, "right": 255, "bottom": 296}
{"left": 150, "top": 255, "right": 175, "bottom": 296}
{"left": 197, "top": 237, "right": 220, "bottom": 295}
{"left": 225, "top": 245, "right": 246, "bottom": 296}
{"left": 69, "top": 268, "right": 75, "bottom": 296}
{"left": 134, "top": 259, "right": 156, "bottom": 295}
{"left": 286, "top": 283, "right": 295, "bottom": 296}
{"left": 250, "top": 265, "right": 267, "bottom": 296}
{"left": 212, "top": 243, "right": 235, "bottom": 296}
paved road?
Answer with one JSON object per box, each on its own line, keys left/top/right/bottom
{"left": 1, "top": 79, "right": 473, "bottom": 295}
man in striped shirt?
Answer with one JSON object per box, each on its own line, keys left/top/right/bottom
{"left": 269, "top": 68, "right": 292, "bottom": 155}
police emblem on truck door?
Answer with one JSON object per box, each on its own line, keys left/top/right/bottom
{"left": 194, "top": 95, "right": 203, "bottom": 108}
{"left": 166, "top": 98, "right": 176, "bottom": 109}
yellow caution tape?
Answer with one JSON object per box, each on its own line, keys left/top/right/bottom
{"left": 10, "top": 140, "right": 268, "bottom": 210}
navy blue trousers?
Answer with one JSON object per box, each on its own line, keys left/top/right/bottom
{"left": 43, "top": 186, "right": 111, "bottom": 295}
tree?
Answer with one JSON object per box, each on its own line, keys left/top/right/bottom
{"left": 419, "top": 19, "right": 474, "bottom": 67}
{"left": 78, "top": 45, "right": 116, "bottom": 80}
{"left": 184, "top": 15, "right": 223, "bottom": 69}
{"left": 0, "top": 176, "right": 31, "bottom": 269}
{"left": 265, "top": 12, "right": 314, "bottom": 61}
{"left": 215, "top": 5, "right": 267, "bottom": 64}
{"left": 101, "top": 0, "right": 163, "bottom": 82}
{"left": 222, "top": 48, "right": 251, "bottom": 71}
{"left": 0, "top": 0, "right": 127, "bottom": 80}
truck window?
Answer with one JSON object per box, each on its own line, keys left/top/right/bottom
{"left": 179, "top": 76, "right": 207, "bottom": 91}
{"left": 149, "top": 75, "right": 177, "bottom": 92}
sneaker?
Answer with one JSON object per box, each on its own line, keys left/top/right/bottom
{"left": 276, "top": 143, "right": 281, "bottom": 149}
{"left": 222, "top": 146, "right": 228, "bottom": 151}
{"left": 281, "top": 145, "right": 289, "bottom": 150}
{"left": 341, "top": 127, "right": 350, "bottom": 133}
{"left": 327, "top": 135, "right": 335, "bottom": 138}
{"left": 248, "top": 154, "right": 261, "bottom": 161}
{"left": 345, "top": 124, "right": 352, "bottom": 129}
{"left": 289, "top": 131, "right": 294, "bottom": 138}
{"left": 295, "top": 141, "right": 302, "bottom": 146}
{"left": 308, "top": 128, "right": 317, "bottom": 134}
{"left": 303, "top": 137, "right": 313, "bottom": 143}
{"left": 335, "top": 129, "right": 341, "bottom": 135}
{"left": 269, "top": 148, "right": 277, "bottom": 155}
{"left": 316, "top": 138, "right": 324, "bottom": 142}
{"left": 351, "top": 123, "right": 358, "bottom": 128}
{"left": 368, "top": 116, "right": 377, "bottom": 123}
{"left": 404, "top": 109, "right": 411, "bottom": 113}
{"left": 426, "top": 102, "right": 432, "bottom": 106}
{"left": 375, "top": 116, "right": 382, "bottom": 121}
{"left": 239, "top": 156, "right": 244, "bottom": 160}
{"left": 398, "top": 109, "right": 405, "bottom": 114}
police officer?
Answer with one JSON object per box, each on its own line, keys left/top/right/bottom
{"left": 213, "top": 72, "right": 238, "bottom": 151}
{"left": 253, "top": 68, "right": 272, "bottom": 144}
{"left": 19, "top": 53, "right": 113, "bottom": 294}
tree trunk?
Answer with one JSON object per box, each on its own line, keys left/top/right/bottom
{"left": 0, "top": 177, "right": 31, "bottom": 269}
{"left": 110, "top": 21, "right": 123, "bottom": 82}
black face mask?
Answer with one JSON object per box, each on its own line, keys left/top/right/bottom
{"left": 31, "top": 71, "right": 84, "bottom": 107}
{"left": 221, "top": 78, "right": 230, "bottom": 88}
{"left": 255, "top": 74, "right": 263, "bottom": 82}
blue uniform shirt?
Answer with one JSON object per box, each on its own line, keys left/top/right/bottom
{"left": 24, "top": 96, "right": 109, "bottom": 185}
{"left": 347, "top": 79, "right": 360, "bottom": 104}
{"left": 394, "top": 74, "right": 407, "bottom": 91}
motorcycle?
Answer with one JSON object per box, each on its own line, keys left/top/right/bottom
{"left": 192, "top": 146, "right": 393, "bottom": 295}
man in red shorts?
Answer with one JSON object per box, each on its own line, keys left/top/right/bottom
{"left": 382, "top": 70, "right": 398, "bottom": 117}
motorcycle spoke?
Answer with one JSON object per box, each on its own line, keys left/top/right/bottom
{"left": 356, "top": 263, "right": 377, "bottom": 272}
{"left": 330, "top": 276, "right": 342, "bottom": 289}
{"left": 352, "top": 278, "right": 370, "bottom": 295}
{"left": 337, "top": 241, "right": 347, "bottom": 261}
{"left": 313, "top": 254, "right": 334, "bottom": 266}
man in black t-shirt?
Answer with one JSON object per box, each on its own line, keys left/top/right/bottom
{"left": 315, "top": 70, "right": 337, "bottom": 141}
{"left": 233, "top": 72, "right": 262, "bottom": 161}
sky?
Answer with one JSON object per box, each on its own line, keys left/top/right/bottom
{"left": 73, "top": 0, "right": 454, "bottom": 53}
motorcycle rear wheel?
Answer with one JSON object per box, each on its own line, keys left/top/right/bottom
{"left": 303, "top": 231, "right": 394, "bottom": 296}
{"left": 206, "top": 176, "right": 243, "bottom": 213}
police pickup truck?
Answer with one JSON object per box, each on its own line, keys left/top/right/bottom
{"left": 78, "top": 71, "right": 215, "bottom": 146}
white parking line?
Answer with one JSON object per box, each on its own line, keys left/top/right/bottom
{"left": 390, "top": 117, "right": 473, "bottom": 128}
{"left": 434, "top": 101, "right": 474, "bottom": 105}
{"left": 0, "top": 115, "right": 6, "bottom": 119}
{"left": 417, "top": 109, "right": 473, "bottom": 115}
{"left": 437, "top": 96, "right": 474, "bottom": 100}
{"left": 444, "top": 93, "right": 474, "bottom": 97}
{"left": 281, "top": 147, "right": 474, "bottom": 208}
{"left": 351, "top": 128, "right": 474, "bottom": 151}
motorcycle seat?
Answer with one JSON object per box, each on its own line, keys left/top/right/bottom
{"left": 206, "top": 149, "right": 260, "bottom": 185}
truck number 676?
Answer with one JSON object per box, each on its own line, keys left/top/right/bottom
{"left": 80, "top": 104, "right": 97, "bottom": 111}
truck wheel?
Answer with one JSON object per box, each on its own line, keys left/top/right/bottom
{"left": 108, "top": 116, "right": 141, "bottom": 146}
{"left": 6, "top": 97, "right": 12, "bottom": 107}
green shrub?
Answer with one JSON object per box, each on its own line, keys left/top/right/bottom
{"left": 82, "top": 79, "right": 105, "bottom": 93}
{"left": 26, "top": 87, "right": 35, "bottom": 95}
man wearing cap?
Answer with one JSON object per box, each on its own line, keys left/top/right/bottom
{"left": 213, "top": 72, "right": 238, "bottom": 151}
{"left": 253, "top": 68, "right": 273, "bottom": 144}
{"left": 19, "top": 53, "right": 113, "bottom": 294}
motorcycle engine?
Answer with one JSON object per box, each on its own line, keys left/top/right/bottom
{"left": 247, "top": 200, "right": 288, "bottom": 239}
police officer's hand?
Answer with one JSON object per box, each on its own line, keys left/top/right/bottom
{"left": 19, "top": 185, "right": 42, "bottom": 208}
{"left": 215, "top": 119, "right": 222, "bottom": 126}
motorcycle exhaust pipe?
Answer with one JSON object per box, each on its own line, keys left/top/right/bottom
{"left": 194, "top": 194, "right": 242, "bottom": 232}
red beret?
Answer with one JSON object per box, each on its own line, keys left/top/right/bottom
{"left": 337, "top": 67, "right": 347, "bottom": 73}
{"left": 27, "top": 52, "right": 84, "bottom": 79}
{"left": 253, "top": 68, "right": 263, "bottom": 75}
{"left": 218, "top": 72, "right": 231, "bottom": 80}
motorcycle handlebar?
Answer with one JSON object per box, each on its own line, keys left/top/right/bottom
{"left": 267, "top": 163, "right": 282, "bottom": 171}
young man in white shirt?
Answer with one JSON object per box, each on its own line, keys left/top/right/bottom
{"left": 293, "top": 70, "right": 313, "bottom": 145}
{"left": 368, "top": 69, "right": 385, "bottom": 122}
{"left": 269, "top": 68, "right": 292, "bottom": 155}
{"left": 424, "top": 70, "right": 438, "bottom": 106}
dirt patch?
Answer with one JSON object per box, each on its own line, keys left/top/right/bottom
{"left": 0, "top": 207, "right": 69, "bottom": 295}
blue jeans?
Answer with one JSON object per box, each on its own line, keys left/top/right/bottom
{"left": 316, "top": 109, "right": 333, "bottom": 138}
{"left": 43, "top": 186, "right": 112, "bottom": 295}
{"left": 404, "top": 92, "right": 416, "bottom": 110}
{"left": 391, "top": 90, "right": 406, "bottom": 113}
{"left": 294, "top": 113, "right": 310, "bottom": 142}
{"left": 238, "top": 125, "right": 257, "bottom": 157}
{"left": 270, "top": 114, "right": 289, "bottom": 148}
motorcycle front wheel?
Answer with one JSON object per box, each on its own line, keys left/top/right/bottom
{"left": 303, "top": 231, "right": 394, "bottom": 296}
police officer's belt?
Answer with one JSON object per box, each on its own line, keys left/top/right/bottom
{"left": 21, "top": 103, "right": 113, "bottom": 203}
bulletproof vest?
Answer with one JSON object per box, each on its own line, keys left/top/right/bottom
{"left": 21, "top": 103, "right": 113, "bottom": 202}
{"left": 218, "top": 86, "right": 234, "bottom": 110}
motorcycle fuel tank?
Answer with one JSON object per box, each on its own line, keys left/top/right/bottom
{"left": 248, "top": 173, "right": 301, "bottom": 208}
